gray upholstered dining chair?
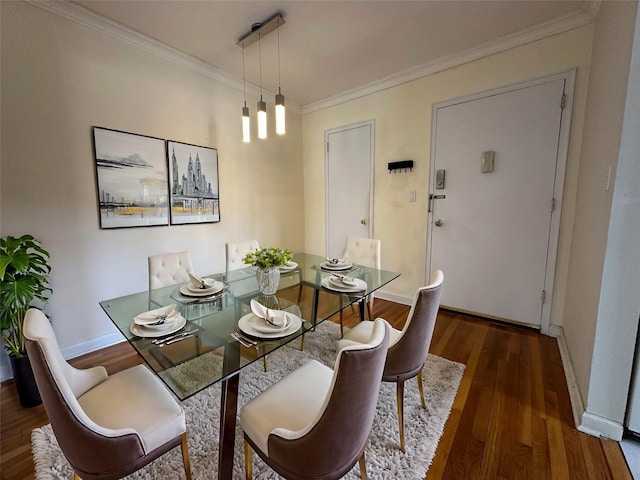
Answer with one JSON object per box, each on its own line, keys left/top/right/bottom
{"left": 24, "top": 308, "right": 192, "bottom": 480}
{"left": 338, "top": 236, "right": 381, "bottom": 336}
{"left": 240, "top": 318, "right": 391, "bottom": 480}
{"left": 337, "top": 270, "right": 444, "bottom": 452}
{"left": 148, "top": 250, "right": 195, "bottom": 290}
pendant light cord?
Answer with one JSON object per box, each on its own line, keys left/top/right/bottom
{"left": 258, "top": 32, "right": 263, "bottom": 99}
{"left": 242, "top": 47, "right": 247, "bottom": 106}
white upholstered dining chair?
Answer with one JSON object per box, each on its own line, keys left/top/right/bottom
{"left": 225, "top": 240, "right": 260, "bottom": 273}
{"left": 148, "top": 251, "right": 194, "bottom": 290}
{"left": 24, "top": 308, "right": 192, "bottom": 480}
{"left": 240, "top": 318, "right": 390, "bottom": 480}
{"left": 337, "top": 270, "right": 444, "bottom": 452}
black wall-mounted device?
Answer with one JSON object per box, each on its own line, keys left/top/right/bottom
{"left": 388, "top": 160, "right": 414, "bottom": 173}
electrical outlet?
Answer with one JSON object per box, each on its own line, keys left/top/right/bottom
{"left": 409, "top": 190, "right": 416, "bottom": 202}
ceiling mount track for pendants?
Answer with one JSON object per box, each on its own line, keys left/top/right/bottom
{"left": 237, "top": 13, "right": 285, "bottom": 49}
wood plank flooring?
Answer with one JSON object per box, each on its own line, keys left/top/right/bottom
{"left": 0, "top": 298, "right": 632, "bottom": 479}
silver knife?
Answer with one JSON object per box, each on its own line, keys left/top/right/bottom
{"left": 152, "top": 330, "right": 192, "bottom": 344}
{"left": 158, "top": 334, "right": 195, "bottom": 347}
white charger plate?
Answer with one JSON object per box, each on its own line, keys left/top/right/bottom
{"left": 320, "top": 261, "right": 353, "bottom": 271}
{"left": 248, "top": 313, "right": 293, "bottom": 333}
{"left": 329, "top": 276, "right": 359, "bottom": 288}
{"left": 180, "top": 283, "right": 223, "bottom": 297}
{"left": 130, "top": 315, "right": 186, "bottom": 338}
{"left": 238, "top": 313, "right": 302, "bottom": 338}
{"left": 279, "top": 261, "right": 299, "bottom": 271}
{"left": 321, "top": 276, "right": 367, "bottom": 293}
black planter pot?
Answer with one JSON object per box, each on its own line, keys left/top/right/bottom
{"left": 9, "top": 354, "right": 42, "bottom": 408}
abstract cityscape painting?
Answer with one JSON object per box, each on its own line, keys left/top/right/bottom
{"left": 167, "top": 140, "right": 220, "bottom": 225}
{"left": 93, "top": 127, "right": 169, "bottom": 229}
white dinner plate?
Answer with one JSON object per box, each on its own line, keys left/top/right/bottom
{"left": 320, "top": 261, "right": 353, "bottom": 271}
{"left": 329, "top": 276, "right": 359, "bottom": 288}
{"left": 247, "top": 313, "right": 293, "bottom": 333}
{"left": 279, "top": 261, "right": 298, "bottom": 271}
{"left": 321, "top": 276, "right": 367, "bottom": 293}
{"left": 179, "top": 283, "right": 223, "bottom": 297}
{"left": 130, "top": 315, "right": 186, "bottom": 338}
{"left": 186, "top": 278, "right": 222, "bottom": 293}
{"left": 238, "top": 313, "right": 302, "bottom": 338}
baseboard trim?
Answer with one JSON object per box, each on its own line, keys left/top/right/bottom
{"left": 580, "top": 412, "right": 624, "bottom": 441}
{"left": 0, "top": 333, "right": 125, "bottom": 382}
{"left": 375, "top": 290, "right": 413, "bottom": 307}
{"left": 552, "top": 325, "right": 586, "bottom": 430}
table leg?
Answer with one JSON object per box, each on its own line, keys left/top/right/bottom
{"left": 218, "top": 372, "right": 240, "bottom": 479}
{"left": 359, "top": 299, "right": 365, "bottom": 322}
{"left": 311, "top": 287, "right": 320, "bottom": 329}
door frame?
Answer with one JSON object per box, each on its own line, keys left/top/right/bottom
{"left": 324, "top": 120, "right": 375, "bottom": 255}
{"left": 426, "top": 70, "right": 575, "bottom": 334}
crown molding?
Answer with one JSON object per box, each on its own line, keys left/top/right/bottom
{"left": 29, "top": 0, "right": 593, "bottom": 117}
{"left": 302, "top": 7, "right": 596, "bottom": 114}
{"left": 28, "top": 0, "right": 303, "bottom": 113}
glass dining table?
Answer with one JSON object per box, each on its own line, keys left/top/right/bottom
{"left": 99, "top": 252, "right": 400, "bottom": 479}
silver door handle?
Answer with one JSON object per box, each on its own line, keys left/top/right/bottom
{"left": 434, "top": 219, "right": 444, "bottom": 227}
{"left": 361, "top": 219, "right": 368, "bottom": 225}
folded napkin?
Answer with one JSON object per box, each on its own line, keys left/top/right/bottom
{"left": 250, "top": 299, "right": 288, "bottom": 328}
{"left": 326, "top": 257, "right": 347, "bottom": 265}
{"left": 188, "top": 272, "right": 207, "bottom": 289}
{"left": 331, "top": 273, "right": 358, "bottom": 287}
{"left": 134, "top": 304, "right": 179, "bottom": 326}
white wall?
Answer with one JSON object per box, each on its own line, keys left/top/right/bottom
{"left": 0, "top": 2, "right": 304, "bottom": 378}
{"left": 576, "top": 1, "right": 640, "bottom": 440}
{"left": 303, "top": 26, "right": 593, "bottom": 318}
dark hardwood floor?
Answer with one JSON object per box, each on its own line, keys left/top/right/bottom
{"left": 0, "top": 297, "right": 632, "bottom": 479}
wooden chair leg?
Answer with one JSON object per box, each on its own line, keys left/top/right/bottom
{"left": 244, "top": 439, "right": 253, "bottom": 480}
{"left": 339, "top": 309, "right": 344, "bottom": 337}
{"left": 263, "top": 355, "right": 269, "bottom": 372}
{"left": 358, "top": 451, "right": 368, "bottom": 480}
{"left": 366, "top": 300, "right": 372, "bottom": 321}
{"left": 74, "top": 473, "right": 81, "bottom": 480}
{"left": 417, "top": 369, "right": 426, "bottom": 408}
{"left": 181, "top": 432, "right": 192, "bottom": 480}
{"left": 396, "top": 380, "right": 406, "bottom": 452}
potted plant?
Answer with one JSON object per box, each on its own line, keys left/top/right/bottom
{"left": 242, "top": 247, "right": 292, "bottom": 295}
{"left": 0, "top": 234, "right": 52, "bottom": 407}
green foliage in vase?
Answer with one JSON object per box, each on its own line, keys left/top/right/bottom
{"left": 0, "top": 235, "right": 52, "bottom": 357}
{"left": 242, "top": 247, "right": 292, "bottom": 269}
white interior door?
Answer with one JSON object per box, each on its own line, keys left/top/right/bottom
{"left": 326, "top": 122, "right": 374, "bottom": 258}
{"left": 428, "top": 75, "right": 571, "bottom": 328}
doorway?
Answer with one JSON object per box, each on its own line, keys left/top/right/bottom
{"left": 325, "top": 121, "right": 375, "bottom": 258}
{"left": 427, "top": 72, "right": 574, "bottom": 332}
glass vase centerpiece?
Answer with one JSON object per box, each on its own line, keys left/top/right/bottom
{"left": 242, "top": 247, "right": 292, "bottom": 295}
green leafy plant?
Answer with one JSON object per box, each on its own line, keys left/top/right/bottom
{"left": 0, "top": 235, "right": 52, "bottom": 357}
{"left": 242, "top": 247, "right": 292, "bottom": 269}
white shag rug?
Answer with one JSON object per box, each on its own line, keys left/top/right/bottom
{"left": 32, "top": 321, "right": 464, "bottom": 479}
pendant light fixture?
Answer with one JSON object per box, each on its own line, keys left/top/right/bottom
{"left": 275, "top": 23, "right": 286, "bottom": 135}
{"left": 256, "top": 31, "right": 267, "bottom": 140}
{"left": 237, "top": 13, "right": 286, "bottom": 142}
{"left": 241, "top": 47, "right": 251, "bottom": 143}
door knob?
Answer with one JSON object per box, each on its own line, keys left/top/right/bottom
{"left": 361, "top": 219, "right": 368, "bottom": 225}
{"left": 434, "top": 219, "right": 444, "bottom": 227}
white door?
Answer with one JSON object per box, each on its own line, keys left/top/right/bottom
{"left": 325, "top": 121, "right": 374, "bottom": 258}
{"left": 428, "top": 74, "right": 572, "bottom": 329}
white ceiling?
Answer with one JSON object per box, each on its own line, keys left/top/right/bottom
{"left": 70, "top": 0, "right": 595, "bottom": 109}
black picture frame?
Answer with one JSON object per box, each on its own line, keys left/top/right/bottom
{"left": 167, "top": 140, "right": 220, "bottom": 225}
{"left": 93, "top": 127, "right": 169, "bottom": 229}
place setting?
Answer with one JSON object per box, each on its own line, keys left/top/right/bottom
{"left": 320, "top": 257, "right": 353, "bottom": 271}
{"left": 235, "top": 299, "right": 302, "bottom": 342}
{"left": 130, "top": 304, "right": 188, "bottom": 339}
{"left": 321, "top": 272, "right": 367, "bottom": 293}
{"left": 176, "top": 272, "right": 226, "bottom": 300}
{"left": 278, "top": 260, "right": 299, "bottom": 271}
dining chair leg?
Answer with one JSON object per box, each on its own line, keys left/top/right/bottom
{"left": 417, "top": 368, "right": 426, "bottom": 408}
{"left": 358, "top": 451, "right": 368, "bottom": 480}
{"left": 300, "top": 333, "right": 305, "bottom": 351}
{"left": 396, "top": 380, "right": 406, "bottom": 452}
{"left": 74, "top": 473, "right": 81, "bottom": 480}
{"left": 263, "top": 356, "right": 269, "bottom": 372}
{"left": 366, "top": 300, "right": 372, "bottom": 321}
{"left": 339, "top": 309, "right": 344, "bottom": 337}
{"left": 180, "top": 432, "right": 193, "bottom": 480}
{"left": 244, "top": 439, "right": 253, "bottom": 480}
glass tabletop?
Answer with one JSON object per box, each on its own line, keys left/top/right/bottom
{"left": 99, "top": 252, "right": 400, "bottom": 401}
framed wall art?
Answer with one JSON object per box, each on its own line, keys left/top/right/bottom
{"left": 93, "top": 127, "right": 169, "bottom": 229}
{"left": 167, "top": 140, "right": 220, "bottom": 225}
